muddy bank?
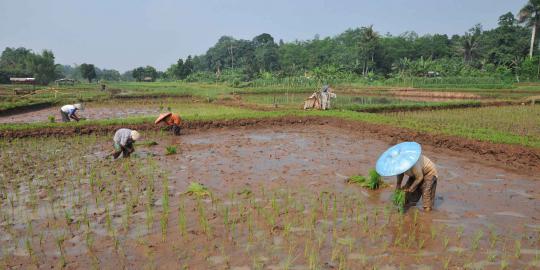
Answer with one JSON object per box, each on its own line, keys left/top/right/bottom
{"left": 0, "top": 101, "right": 56, "bottom": 117}
{"left": 2, "top": 116, "right": 539, "bottom": 174}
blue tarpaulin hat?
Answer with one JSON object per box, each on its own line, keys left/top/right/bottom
{"left": 376, "top": 142, "right": 421, "bottom": 176}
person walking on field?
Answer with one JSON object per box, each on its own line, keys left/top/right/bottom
{"left": 110, "top": 128, "right": 141, "bottom": 159}
{"left": 376, "top": 142, "right": 439, "bottom": 212}
{"left": 60, "top": 103, "right": 83, "bottom": 122}
{"left": 155, "top": 112, "right": 182, "bottom": 135}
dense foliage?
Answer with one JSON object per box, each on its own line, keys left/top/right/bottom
{"left": 0, "top": 47, "right": 60, "bottom": 84}
{"left": 1, "top": 2, "right": 539, "bottom": 84}
{"left": 180, "top": 12, "right": 532, "bottom": 82}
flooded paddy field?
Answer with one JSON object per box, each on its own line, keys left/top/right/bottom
{"left": 0, "top": 123, "right": 538, "bottom": 269}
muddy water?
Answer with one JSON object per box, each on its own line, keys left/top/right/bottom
{"left": 2, "top": 125, "right": 539, "bottom": 269}
{"left": 155, "top": 126, "right": 539, "bottom": 234}
{"left": 0, "top": 103, "right": 164, "bottom": 123}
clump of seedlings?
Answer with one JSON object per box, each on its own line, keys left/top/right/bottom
{"left": 346, "top": 169, "right": 384, "bottom": 190}
{"left": 185, "top": 182, "right": 211, "bottom": 197}
{"left": 165, "top": 146, "right": 177, "bottom": 155}
{"left": 391, "top": 189, "right": 406, "bottom": 213}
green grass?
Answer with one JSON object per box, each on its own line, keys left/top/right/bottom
{"left": 2, "top": 104, "right": 539, "bottom": 148}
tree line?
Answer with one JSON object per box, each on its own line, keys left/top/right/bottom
{"left": 1, "top": 1, "right": 540, "bottom": 84}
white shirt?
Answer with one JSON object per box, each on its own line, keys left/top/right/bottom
{"left": 61, "top": 105, "right": 75, "bottom": 113}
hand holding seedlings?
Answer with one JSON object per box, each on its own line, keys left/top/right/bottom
{"left": 376, "top": 142, "right": 439, "bottom": 212}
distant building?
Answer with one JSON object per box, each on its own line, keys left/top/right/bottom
{"left": 10, "top": 77, "right": 35, "bottom": 84}
{"left": 143, "top": 76, "right": 153, "bottom": 82}
{"left": 55, "top": 78, "right": 76, "bottom": 86}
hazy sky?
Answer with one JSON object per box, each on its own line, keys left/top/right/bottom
{"left": 0, "top": 0, "right": 525, "bottom": 72}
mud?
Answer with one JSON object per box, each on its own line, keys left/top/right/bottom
{"left": 0, "top": 103, "right": 163, "bottom": 123}
{"left": 2, "top": 125, "right": 540, "bottom": 269}
{"left": 116, "top": 126, "right": 540, "bottom": 267}
{"left": 2, "top": 116, "right": 539, "bottom": 174}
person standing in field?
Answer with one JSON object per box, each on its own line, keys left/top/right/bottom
{"left": 320, "top": 85, "right": 336, "bottom": 110}
{"left": 376, "top": 142, "right": 439, "bottom": 212}
{"left": 110, "top": 128, "right": 141, "bottom": 159}
{"left": 60, "top": 103, "right": 83, "bottom": 122}
{"left": 155, "top": 113, "right": 182, "bottom": 135}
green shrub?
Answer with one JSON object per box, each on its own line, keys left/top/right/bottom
{"left": 48, "top": 115, "right": 55, "bottom": 123}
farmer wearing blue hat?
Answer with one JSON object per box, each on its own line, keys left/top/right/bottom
{"left": 376, "top": 142, "right": 439, "bottom": 212}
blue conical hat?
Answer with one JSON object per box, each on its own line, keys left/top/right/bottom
{"left": 376, "top": 142, "right": 421, "bottom": 177}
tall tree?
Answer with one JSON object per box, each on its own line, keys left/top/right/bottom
{"left": 358, "top": 25, "right": 379, "bottom": 76}
{"left": 27, "top": 50, "right": 59, "bottom": 84}
{"left": 80, "top": 63, "right": 97, "bottom": 83}
{"left": 459, "top": 25, "right": 482, "bottom": 64}
{"left": 519, "top": 0, "right": 540, "bottom": 58}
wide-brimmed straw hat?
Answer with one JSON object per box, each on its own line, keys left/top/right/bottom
{"left": 375, "top": 142, "right": 421, "bottom": 177}
{"left": 130, "top": 130, "right": 141, "bottom": 141}
{"left": 154, "top": 112, "right": 172, "bottom": 124}
{"left": 74, "top": 103, "right": 83, "bottom": 110}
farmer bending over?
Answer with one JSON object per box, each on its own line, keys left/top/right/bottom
{"left": 60, "top": 103, "right": 83, "bottom": 122}
{"left": 155, "top": 113, "right": 182, "bottom": 135}
{"left": 376, "top": 142, "right": 439, "bottom": 212}
{"left": 110, "top": 128, "right": 141, "bottom": 159}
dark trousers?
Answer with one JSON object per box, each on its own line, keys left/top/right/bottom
{"left": 171, "top": 124, "right": 181, "bottom": 136}
{"left": 404, "top": 175, "right": 438, "bottom": 209}
{"left": 60, "top": 110, "right": 70, "bottom": 122}
{"left": 113, "top": 143, "right": 134, "bottom": 159}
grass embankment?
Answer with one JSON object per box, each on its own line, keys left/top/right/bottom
{"left": 2, "top": 103, "right": 539, "bottom": 149}
{"left": 2, "top": 80, "right": 540, "bottom": 114}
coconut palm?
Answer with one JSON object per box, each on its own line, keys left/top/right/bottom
{"left": 519, "top": 0, "right": 540, "bottom": 58}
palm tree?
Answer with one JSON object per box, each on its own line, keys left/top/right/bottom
{"left": 460, "top": 33, "right": 480, "bottom": 63}
{"left": 519, "top": 0, "right": 540, "bottom": 58}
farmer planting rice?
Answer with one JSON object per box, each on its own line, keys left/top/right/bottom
{"left": 376, "top": 142, "right": 438, "bottom": 212}
{"left": 109, "top": 128, "right": 141, "bottom": 159}
{"left": 155, "top": 112, "right": 182, "bottom": 135}
{"left": 60, "top": 103, "right": 83, "bottom": 122}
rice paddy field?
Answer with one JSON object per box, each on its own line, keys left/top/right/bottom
{"left": 0, "top": 81, "right": 539, "bottom": 269}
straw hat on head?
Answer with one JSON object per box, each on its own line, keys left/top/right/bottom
{"left": 130, "top": 130, "right": 141, "bottom": 141}
{"left": 155, "top": 112, "right": 172, "bottom": 124}
{"left": 74, "top": 103, "right": 83, "bottom": 110}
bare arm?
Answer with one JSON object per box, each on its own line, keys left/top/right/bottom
{"left": 70, "top": 113, "right": 80, "bottom": 121}
{"left": 407, "top": 167, "right": 424, "bottom": 192}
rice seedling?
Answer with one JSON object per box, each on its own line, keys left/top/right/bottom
{"left": 456, "top": 225, "right": 464, "bottom": 240}
{"left": 443, "top": 256, "right": 451, "bottom": 269}
{"left": 514, "top": 239, "right": 521, "bottom": 258}
{"left": 443, "top": 235, "right": 450, "bottom": 249}
{"left": 165, "top": 146, "right": 177, "bottom": 155}
{"left": 185, "top": 182, "right": 211, "bottom": 198}
{"left": 472, "top": 229, "right": 484, "bottom": 251}
{"left": 430, "top": 225, "right": 438, "bottom": 240}
{"left": 391, "top": 189, "right": 406, "bottom": 213}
